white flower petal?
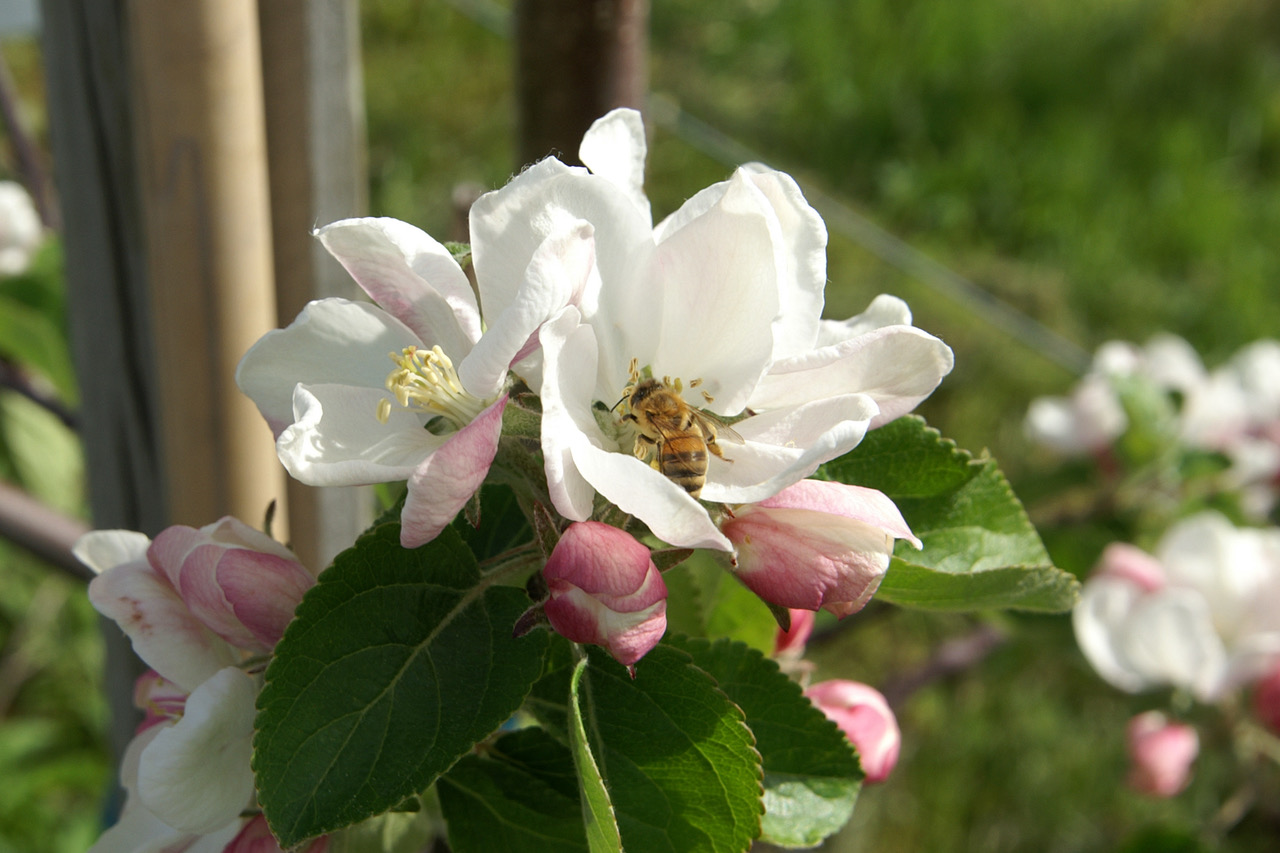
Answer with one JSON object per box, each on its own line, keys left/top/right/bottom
{"left": 1073, "top": 576, "right": 1156, "bottom": 693}
{"left": 578, "top": 108, "right": 651, "bottom": 222}
{"left": 316, "top": 217, "right": 481, "bottom": 356}
{"left": 750, "top": 325, "right": 954, "bottom": 427}
{"left": 459, "top": 220, "right": 599, "bottom": 398}
{"left": 648, "top": 171, "right": 781, "bottom": 414}
{"left": 539, "top": 308, "right": 606, "bottom": 521}
{"left": 89, "top": 561, "right": 239, "bottom": 692}
{"left": 277, "top": 383, "right": 440, "bottom": 486}
{"left": 136, "top": 667, "right": 257, "bottom": 835}
{"left": 73, "top": 529, "right": 151, "bottom": 576}
{"left": 235, "top": 298, "right": 422, "bottom": 434}
{"left": 816, "top": 294, "right": 913, "bottom": 347}
{"left": 1123, "top": 590, "right": 1227, "bottom": 701}
{"left": 741, "top": 164, "right": 828, "bottom": 359}
{"left": 701, "top": 394, "right": 878, "bottom": 504}
{"left": 571, "top": 441, "right": 732, "bottom": 551}
{"left": 470, "top": 158, "right": 651, "bottom": 333}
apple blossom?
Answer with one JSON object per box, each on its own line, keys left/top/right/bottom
{"left": 539, "top": 521, "right": 668, "bottom": 669}
{"left": 1073, "top": 512, "right": 1280, "bottom": 701}
{"left": 1126, "top": 711, "right": 1198, "bottom": 798}
{"left": 805, "top": 680, "right": 901, "bottom": 784}
{"left": 236, "top": 215, "right": 598, "bottom": 547}
{"left": 721, "top": 479, "right": 920, "bottom": 618}
{"left": 0, "top": 179, "right": 43, "bottom": 276}
{"left": 74, "top": 520, "right": 318, "bottom": 851}
{"left": 485, "top": 108, "right": 951, "bottom": 550}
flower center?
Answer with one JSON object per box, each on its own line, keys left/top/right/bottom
{"left": 377, "top": 345, "right": 491, "bottom": 429}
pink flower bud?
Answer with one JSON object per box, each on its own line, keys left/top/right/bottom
{"left": 773, "top": 609, "right": 816, "bottom": 658}
{"left": 542, "top": 521, "right": 668, "bottom": 668}
{"left": 148, "top": 517, "right": 317, "bottom": 653}
{"left": 723, "top": 480, "right": 919, "bottom": 618}
{"left": 1127, "top": 711, "right": 1198, "bottom": 797}
{"left": 1095, "top": 542, "right": 1165, "bottom": 593}
{"left": 1252, "top": 665, "right": 1280, "bottom": 736}
{"left": 225, "top": 815, "right": 328, "bottom": 853}
{"left": 805, "top": 680, "right": 900, "bottom": 783}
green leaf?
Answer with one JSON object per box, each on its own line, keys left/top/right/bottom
{"left": 451, "top": 482, "right": 532, "bottom": 561}
{"left": 668, "top": 637, "right": 862, "bottom": 848}
{"left": 662, "top": 552, "right": 776, "bottom": 653}
{"left": 254, "top": 522, "right": 548, "bottom": 848}
{"left": 438, "top": 728, "right": 589, "bottom": 853}
{"left": 0, "top": 294, "right": 77, "bottom": 402}
{"left": 822, "top": 416, "right": 1079, "bottom": 612}
{"left": 569, "top": 645, "right": 764, "bottom": 853}
{"left": 568, "top": 658, "right": 623, "bottom": 853}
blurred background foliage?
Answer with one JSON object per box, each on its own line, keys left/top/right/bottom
{"left": 3, "top": 0, "right": 1280, "bottom": 849}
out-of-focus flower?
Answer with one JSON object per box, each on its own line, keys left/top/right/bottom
{"left": 0, "top": 180, "right": 43, "bottom": 276}
{"left": 225, "top": 816, "right": 328, "bottom": 853}
{"left": 74, "top": 520, "right": 318, "bottom": 852}
{"left": 805, "top": 680, "right": 900, "bottom": 784}
{"left": 1126, "top": 711, "right": 1198, "bottom": 798}
{"left": 501, "top": 109, "right": 950, "bottom": 550}
{"left": 237, "top": 217, "right": 596, "bottom": 547}
{"left": 773, "top": 608, "right": 816, "bottom": 658}
{"left": 1253, "top": 664, "right": 1280, "bottom": 737}
{"left": 540, "top": 521, "right": 668, "bottom": 670}
{"left": 1073, "top": 513, "right": 1280, "bottom": 702}
{"left": 721, "top": 479, "right": 919, "bottom": 618}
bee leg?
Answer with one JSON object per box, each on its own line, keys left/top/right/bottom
{"left": 633, "top": 432, "right": 657, "bottom": 461}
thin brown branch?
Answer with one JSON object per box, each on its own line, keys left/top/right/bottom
{"left": 879, "top": 623, "right": 1008, "bottom": 710}
{"left": 0, "top": 479, "right": 92, "bottom": 582}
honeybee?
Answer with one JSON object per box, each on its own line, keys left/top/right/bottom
{"left": 620, "top": 373, "right": 741, "bottom": 499}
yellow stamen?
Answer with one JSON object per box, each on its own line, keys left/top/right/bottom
{"left": 378, "top": 345, "right": 492, "bottom": 429}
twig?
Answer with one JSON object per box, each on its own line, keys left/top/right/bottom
{"left": 0, "top": 45, "right": 59, "bottom": 230}
{"left": 0, "top": 359, "right": 79, "bottom": 430}
{"left": 0, "top": 479, "right": 92, "bottom": 582}
{"left": 879, "top": 623, "right": 1008, "bottom": 710}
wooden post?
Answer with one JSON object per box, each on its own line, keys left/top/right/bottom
{"left": 258, "top": 0, "right": 371, "bottom": 570}
{"left": 513, "top": 0, "right": 649, "bottom": 167}
{"left": 127, "top": 0, "right": 288, "bottom": 533}
{"left": 39, "top": 0, "right": 155, "bottom": 797}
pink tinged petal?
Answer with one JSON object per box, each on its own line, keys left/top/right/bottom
{"left": 538, "top": 307, "right": 606, "bottom": 522}
{"left": 459, "top": 220, "right": 600, "bottom": 398}
{"left": 578, "top": 108, "right": 651, "bottom": 222}
{"left": 805, "top": 680, "right": 901, "bottom": 784}
{"left": 725, "top": 505, "right": 893, "bottom": 617}
{"left": 701, "top": 394, "right": 879, "bottom": 504}
{"left": 400, "top": 395, "right": 507, "bottom": 548}
{"left": 1095, "top": 543, "right": 1166, "bottom": 593}
{"left": 543, "top": 522, "right": 668, "bottom": 666}
{"left": 277, "top": 383, "right": 441, "bottom": 486}
{"left": 740, "top": 164, "right": 829, "bottom": 360}
{"left": 73, "top": 529, "right": 151, "bottom": 576}
{"left": 1253, "top": 665, "right": 1280, "bottom": 736}
{"left": 1127, "top": 711, "right": 1198, "bottom": 798}
{"left": 649, "top": 170, "right": 781, "bottom": 416}
{"left": 572, "top": 440, "right": 733, "bottom": 551}
{"left": 137, "top": 667, "right": 258, "bottom": 835}
{"left": 89, "top": 560, "right": 239, "bottom": 693}
{"left": 774, "top": 608, "right": 816, "bottom": 657}
{"left": 315, "top": 218, "right": 480, "bottom": 356}
{"left": 750, "top": 325, "right": 954, "bottom": 427}
{"left": 225, "top": 815, "right": 328, "bottom": 853}
{"left": 149, "top": 520, "right": 314, "bottom": 652}
{"left": 235, "top": 299, "right": 423, "bottom": 437}
{"left": 816, "top": 294, "right": 913, "bottom": 347}
{"left": 133, "top": 671, "right": 188, "bottom": 732}
{"left": 757, "top": 480, "right": 920, "bottom": 548}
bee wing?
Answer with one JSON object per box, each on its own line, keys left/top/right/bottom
{"left": 692, "top": 409, "right": 743, "bottom": 445}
